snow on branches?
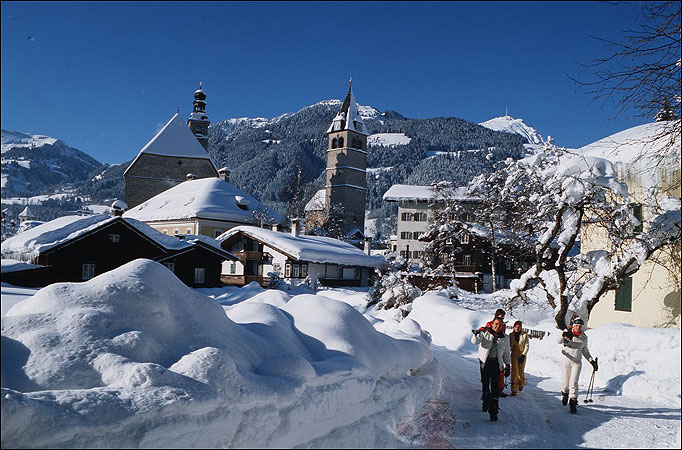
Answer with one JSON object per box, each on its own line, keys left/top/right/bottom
{"left": 500, "top": 144, "right": 681, "bottom": 329}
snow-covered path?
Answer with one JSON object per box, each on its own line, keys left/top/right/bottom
{"left": 430, "top": 345, "right": 680, "bottom": 448}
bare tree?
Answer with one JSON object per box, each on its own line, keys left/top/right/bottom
{"left": 573, "top": 1, "right": 681, "bottom": 162}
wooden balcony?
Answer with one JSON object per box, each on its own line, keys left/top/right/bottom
{"left": 234, "top": 251, "right": 271, "bottom": 262}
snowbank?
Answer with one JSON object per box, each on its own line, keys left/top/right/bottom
{"left": 1, "top": 259, "right": 439, "bottom": 448}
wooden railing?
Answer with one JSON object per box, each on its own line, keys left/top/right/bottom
{"left": 234, "top": 251, "right": 271, "bottom": 262}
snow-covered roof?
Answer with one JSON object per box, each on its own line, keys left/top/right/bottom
{"left": 0, "top": 214, "right": 211, "bottom": 260}
{"left": 304, "top": 189, "right": 326, "bottom": 212}
{"left": 326, "top": 86, "right": 369, "bottom": 135}
{"left": 218, "top": 226, "right": 386, "bottom": 268}
{"left": 124, "top": 177, "right": 284, "bottom": 224}
{"left": 1, "top": 258, "right": 44, "bottom": 273}
{"left": 577, "top": 121, "right": 679, "bottom": 166}
{"left": 383, "top": 184, "right": 475, "bottom": 202}
{"left": 19, "top": 205, "right": 34, "bottom": 218}
{"left": 124, "top": 113, "right": 217, "bottom": 176}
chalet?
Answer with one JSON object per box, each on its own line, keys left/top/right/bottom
{"left": 0, "top": 213, "right": 236, "bottom": 288}
{"left": 123, "top": 177, "right": 284, "bottom": 239}
{"left": 383, "top": 184, "right": 534, "bottom": 292}
{"left": 217, "top": 221, "right": 386, "bottom": 288}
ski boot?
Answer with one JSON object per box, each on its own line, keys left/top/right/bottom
{"left": 561, "top": 391, "right": 569, "bottom": 406}
{"left": 488, "top": 398, "right": 499, "bottom": 421}
{"left": 569, "top": 398, "right": 577, "bottom": 414}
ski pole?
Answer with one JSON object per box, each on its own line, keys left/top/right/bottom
{"left": 584, "top": 370, "right": 594, "bottom": 403}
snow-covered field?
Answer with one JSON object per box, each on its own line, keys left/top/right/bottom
{"left": 1, "top": 260, "right": 680, "bottom": 448}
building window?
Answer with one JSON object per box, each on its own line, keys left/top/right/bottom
{"left": 174, "top": 229, "right": 180, "bottom": 236}
{"left": 357, "top": 140, "right": 363, "bottom": 149}
{"left": 230, "top": 263, "right": 236, "bottom": 274}
{"left": 506, "top": 260, "right": 512, "bottom": 270}
{"left": 82, "top": 263, "right": 96, "bottom": 280}
{"left": 631, "top": 203, "right": 643, "bottom": 233}
{"left": 293, "top": 264, "right": 300, "bottom": 278}
{"left": 464, "top": 255, "right": 472, "bottom": 266}
{"left": 615, "top": 277, "right": 633, "bottom": 312}
{"left": 194, "top": 268, "right": 205, "bottom": 284}
{"left": 460, "top": 232, "right": 470, "bottom": 244}
{"left": 184, "top": 228, "right": 191, "bottom": 235}
{"left": 163, "top": 262, "right": 175, "bottom": 273}
{"left": 400, "top": 250, "right": 408, "bottom": 258}
{"left": 162, "top": 229, "right": 168, "bottom": 234}
{"left": 412, "top": 251, "right": 422, "bottom": 258}
{"left": 352, "top": 138, "right": 357, "bottom": 148}
{"left": 106, "top": 234, "right": 120, "bottom": 243}
{"left": 338, "top": 137, "right": 344, "bottom": 147}
{"left": 400, "top": 231, "right": 412, "bottom": 240}
{"left": 414, "top": 212, "right": 427, "bottom": 221}
{"left": 332, "top": 138, "right": 338, "bottom": 149}
{"left": 285, "top": 263, "right": 292, "bottom": 278}
{"left": 214, "top": 230, "right": 223, "bottom": 238}
{"left": 413, "top": 231, "right": 421, "bottom": 240}
{"left": 401, "top": 212, "right": 412, "bottom": 222}
{"left": 301, "top": 264, "right": 308, "bottom": 277}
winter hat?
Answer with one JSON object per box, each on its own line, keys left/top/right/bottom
{"left": 495, "top": 308, "right": 506, "bottom": 318}
{"left": 572, "top": 317, "right": 584, "bottom": 326}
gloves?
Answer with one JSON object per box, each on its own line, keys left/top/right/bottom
{"left": 562, "top": 330, "right": 573, "bottom": 339}
{"left": 472, "top": 329, "right": 481, "bottom": 336}
{"left": 504, "top": 365, "right": 510, "bottom": 377}
{"left": 518, "top": 354, "right": 526, "bottom": 364}
{"left": 590, "top": 359, "right": 598, "bottom": 371}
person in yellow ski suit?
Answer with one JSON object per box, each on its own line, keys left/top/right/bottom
{"left": 509, "top": 320, "right": 529, "bottom": 396}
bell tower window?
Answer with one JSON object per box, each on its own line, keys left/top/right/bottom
{"left": 338, "top": 137, "right": 344, "bottom": 148}
{"left": 332, "top": 138, "right": 338, "bottom": 149}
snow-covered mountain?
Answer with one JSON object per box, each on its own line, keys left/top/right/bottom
{"left": 479, "top": 115, "right": 546, "bottom": 147}
{"left": 1, "top": 130, "right": 102, "bottom": 197}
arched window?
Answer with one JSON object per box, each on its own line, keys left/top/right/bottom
{"left": 332, "top": 138, "right": 338, "bottom": 149}
{"left": 357, "top": 139, "right": 363, "bottom": 149}
{"left": 338, "top": 137, "right": 344, "bottom": 148}
{"left": 351, "top": 138, "right": 357, "bottom": 148}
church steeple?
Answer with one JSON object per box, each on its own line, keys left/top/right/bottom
{"left": 322, "top": 80, "right": 368, "bottom": 239}
{"left": 187, "top": 82, "right": 210, "bottom": 149}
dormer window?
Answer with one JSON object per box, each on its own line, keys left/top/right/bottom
{"left": 235, "top": 196, "right": 250, "bottom": 211}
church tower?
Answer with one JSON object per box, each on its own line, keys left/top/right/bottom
{"left": 187, "top": 82, "right": 210, "bottom": 149}
{"left": 325, "top": 81, "right": 368, "bottom": 238}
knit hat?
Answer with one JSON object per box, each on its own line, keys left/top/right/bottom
{"left": 572, "top": 317, "right": 584, "bottom": 326}
{"left": 495, "top": 308, "right": 506, "bottom": 318}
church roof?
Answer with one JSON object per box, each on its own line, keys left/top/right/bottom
{"left": 123, "top": 177, "right": 284, "bottom": 225}
{"left": 124, "top": 113, "right": 216, "bottom": 176}
{"left": 326, "top": 85, "right": 369, "bottom": 135}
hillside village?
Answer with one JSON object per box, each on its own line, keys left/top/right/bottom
{"left": 2, "top": 83, "right": 680, "bottom": 448}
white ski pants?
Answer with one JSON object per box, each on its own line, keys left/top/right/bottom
{"left": 561, "top": 357, "right": 582, "bottom": 400}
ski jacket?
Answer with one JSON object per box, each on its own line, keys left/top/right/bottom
{"left": 557, "top": 330, "right": 594, "bottom": 365}
{"left": 472, "top": 329, "right": 511, "bottom": 371}
{"left": 509, "top": 330, "right": 529, "bottom": 358}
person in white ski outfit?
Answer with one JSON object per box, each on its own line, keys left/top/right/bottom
{"left": 557, "top": 317, "right": 598, "bottom": 413}
{"left": 471, "top": 316, "right": 511, "bottom": 421}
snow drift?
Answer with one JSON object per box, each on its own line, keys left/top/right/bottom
{"left": 1, "top": 259, "right": 439, "bottom": 448}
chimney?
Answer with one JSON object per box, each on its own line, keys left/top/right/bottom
{"left": 111, "top": 200, "right": 128, "bottom": 217}
{"left": 186, "top": 173, "right": 198, "bottom": 181}
{"left": 364, "top": 236, "right": 371, "bottom": 255}
{"left": 291, "top": 218, "right": 300, "bottom": 237}
{"left": 218, "top": 167, "right": 231, "bottom": 183}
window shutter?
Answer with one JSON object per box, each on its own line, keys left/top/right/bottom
{"left": 615, "top": 277, "right": 633, "bottom": 311}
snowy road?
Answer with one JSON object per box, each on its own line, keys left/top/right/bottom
{"left": 418, "top": 344, "right": 681, "bottom": 449}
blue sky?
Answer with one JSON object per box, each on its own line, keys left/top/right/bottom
{"left": 1, "top": 1, "right": 651, "bottom": 164}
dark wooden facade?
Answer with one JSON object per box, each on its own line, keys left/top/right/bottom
{"left": 5, "top": 218, "right": 234, "bottom": 288}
